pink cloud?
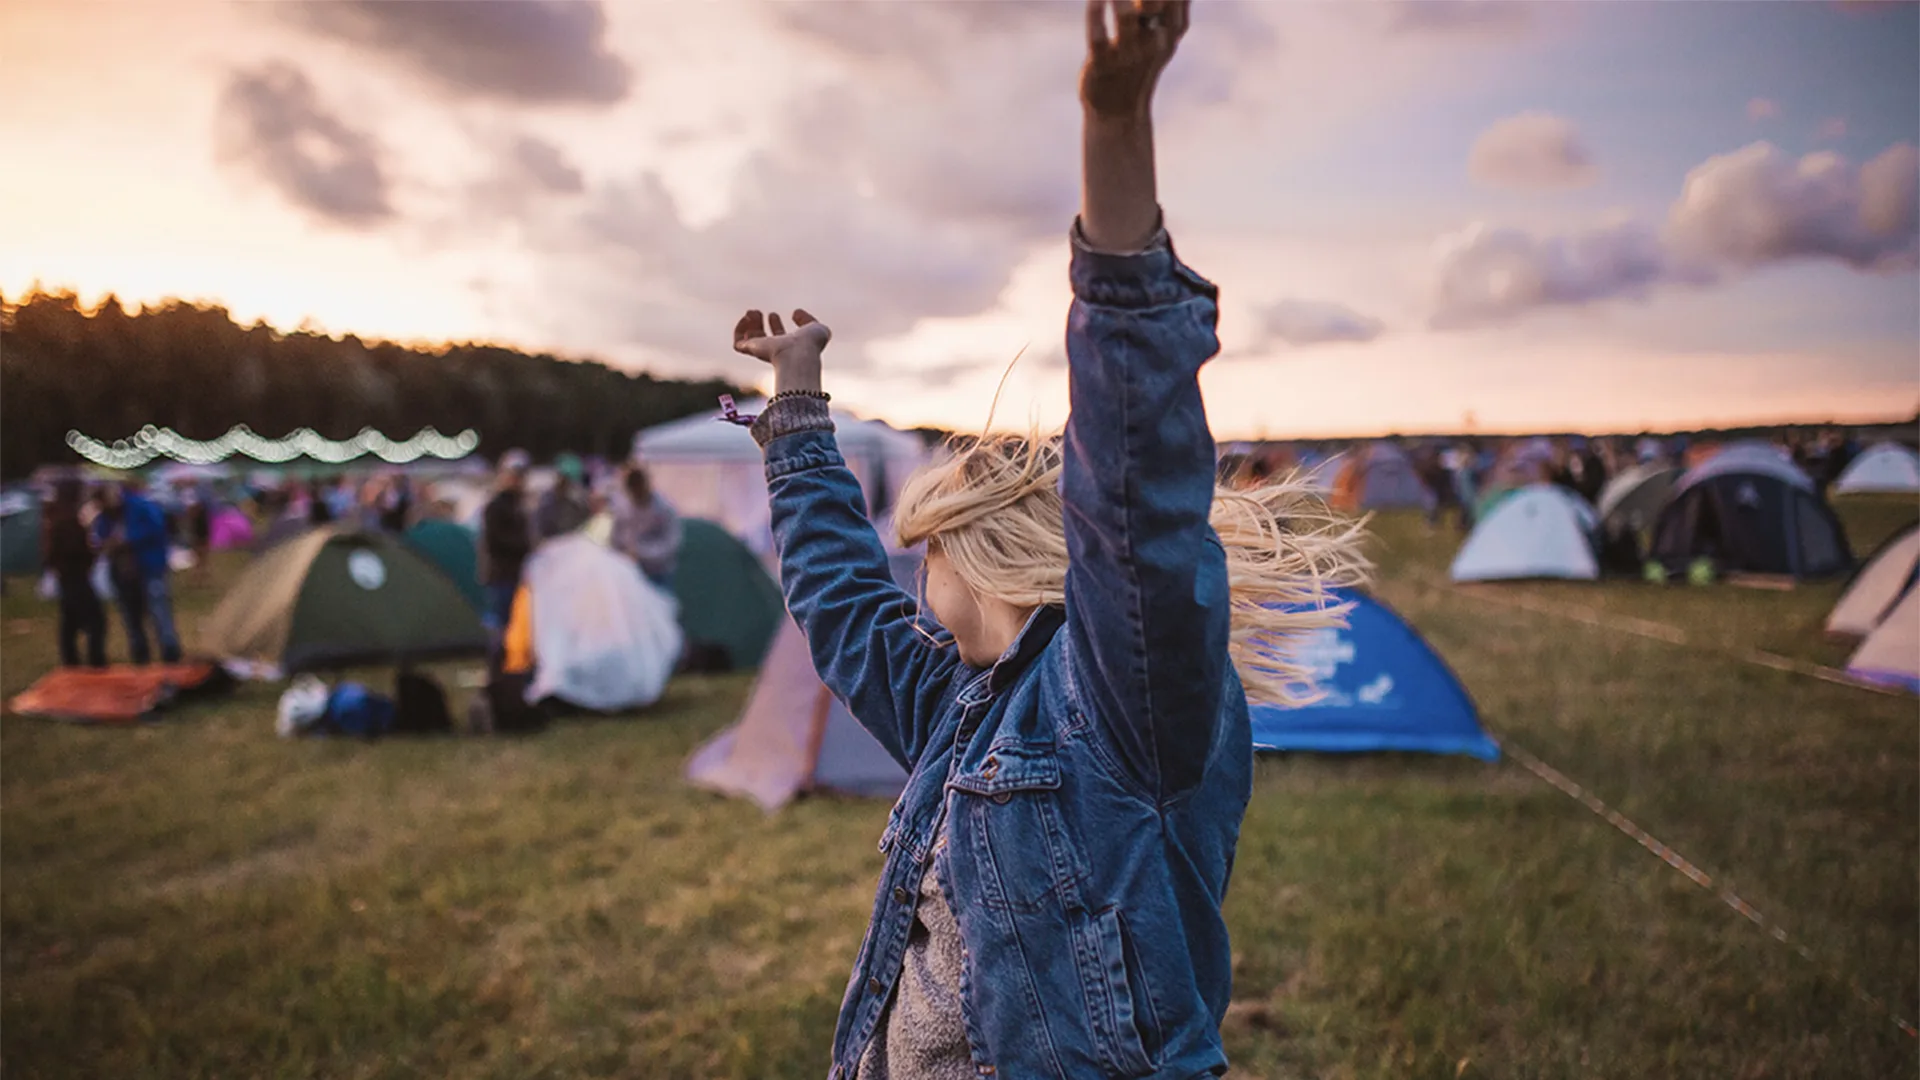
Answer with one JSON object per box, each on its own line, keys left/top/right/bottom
{"left": 1746, "top": 97, "right": 1779, "bottom": 122}
{"left": 1468, "top": 112, "right": 1597, "bottom": 190}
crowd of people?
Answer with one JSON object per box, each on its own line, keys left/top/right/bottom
{"left": 475, "top": 450, "right": 682, "bottom": 643}
{"left": 34, "top": 450, "right": 686, "bottom": 674}
{"left": 29, "top": 421, "right": 1872, "bottom": 678}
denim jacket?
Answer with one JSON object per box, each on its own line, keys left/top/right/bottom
{"left": 757, "top": 226, "right": 1247, "bottom": 1080}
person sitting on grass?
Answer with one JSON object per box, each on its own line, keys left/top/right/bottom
{"left": 729, "top": 4, "right": 1366, "bottom": 1076}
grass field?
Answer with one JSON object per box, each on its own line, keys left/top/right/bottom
{"left": 3, "top": 498, "right": 1915, "bottom": 1079}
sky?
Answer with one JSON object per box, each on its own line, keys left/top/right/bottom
{"left": 1, "top": 0, "right": 1916, "bottom": 438}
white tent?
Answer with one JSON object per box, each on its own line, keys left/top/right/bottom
{"left": 519, "top": 534, "right": 683, "bottom": 712}
{"left": 1847, "top": 585, "right": 1919, "bottom": 693}
{"left": 1828, "top": 525, "right": 1919, "bottom": 637}
{"left": 1450, "top": 484, "right": 1599, "bottom": 582}
{"left": 634, "top": 401, "right": 929, "bottom": 556}
{"left": 1688, "top": 442, "right": 1811, "bottom": 491}
{"left": 1834, "top": 443, "right": 1920, "bottom": 494}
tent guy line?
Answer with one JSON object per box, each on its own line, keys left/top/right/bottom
{"left": 1493, "top": 735, "right": 1919, "bottom": 1041}
{"left": 1427, "top": 577, "right": 1904, "bottom": 697}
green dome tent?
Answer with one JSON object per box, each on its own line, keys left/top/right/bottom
{"left": 200, "top": 526, "right": 487, "bottom": 672}
{"left": 404, "top": 519, "right": 486, "bottom": 611}
{"left": 670, "top": 518, "right": 785, "bottom": 670}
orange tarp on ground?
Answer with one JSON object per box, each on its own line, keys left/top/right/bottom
{"left": 6, "top": 663, "right": 227, "bottom": 725}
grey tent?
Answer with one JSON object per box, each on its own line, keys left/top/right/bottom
{"left": 1597, "top": 463, "right": 1681, "bottom": 536}
{"left": 685, "top": 551, "right": 918, "bottom": 810}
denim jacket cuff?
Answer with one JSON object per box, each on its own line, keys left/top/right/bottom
{"left": 1068, "top": 215, "right": 1213, "bottom": 309}
{"left": 750, "top": 396, "right": 834, "bottom": 449}
{"left": 760, "top": 426, "right": 845, "bottom": 482}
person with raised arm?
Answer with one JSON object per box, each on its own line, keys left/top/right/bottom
{"left": 731, "top": 3, "right": 1366, "bottom": 1076}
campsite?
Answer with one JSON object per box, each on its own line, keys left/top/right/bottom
{"left": 2, "top": 494, "right": 1912, "bottom": 1079}
{"left": 5, "top": 2, "right": 1918, "bottom": 1077}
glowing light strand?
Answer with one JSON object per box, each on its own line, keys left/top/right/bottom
{"left": 65, "top": 424, "right": 480, "bottom": 470}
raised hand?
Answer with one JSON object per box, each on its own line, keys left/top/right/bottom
{"left": 732, "top": 308, "right": 830, "bottom": 394}
{"left": 1078, "top": 0, "right": 1187, "bottom": 252}
{"left": 1081, "top": 0, "right": 1188, "bottom": 120}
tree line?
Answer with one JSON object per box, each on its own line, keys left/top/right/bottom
{"left": 0, "top": 290, "right": 749, "bottom": 480}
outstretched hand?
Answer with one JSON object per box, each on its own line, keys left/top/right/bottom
{"left": 1081, "top": 0, "right": 1188, "bottom": 119}
{"left": 733, "top": 309, "right": 830, "bottom": 393}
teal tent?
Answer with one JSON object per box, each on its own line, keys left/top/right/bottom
{"left": 671, "top": 518, "right": 785, "bottom": 670}
{"left": 404, "top": 519, "right": 486, "bottom": 611}
{"left": 0, "top": 490, "right": 41, "bottom": 577}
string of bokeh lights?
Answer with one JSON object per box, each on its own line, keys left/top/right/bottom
{"left": 66, "top": 425, "right": 480, "bottom": 471}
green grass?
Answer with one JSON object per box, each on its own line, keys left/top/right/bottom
{"left": 4, "top": 501, "right": 1915, "bottom": 1079}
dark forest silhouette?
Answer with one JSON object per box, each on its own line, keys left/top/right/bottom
{"left": 0, "top": 290, "right": 748, "bottom": 479}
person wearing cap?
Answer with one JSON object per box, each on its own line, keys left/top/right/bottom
{"left": 480, "top": 451, "right": 534, "bottom": 641}
{"left": 534, "top": 453, "right": 592, "bottom": 540}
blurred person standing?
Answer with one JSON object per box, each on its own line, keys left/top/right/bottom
{"left": 92, "top": 480, "right": 181, "bottom": 665}
{"left": 379, "top": 472, "right": 413, "bottom": 532}
{"left": 612, "top": 463, "right": 683, "bottom": 587}
{"left": 43, "top": 480, "right": 106, "bottom": 668}
{"left": 480, "top": 451, "right": 534, "bottom": 640}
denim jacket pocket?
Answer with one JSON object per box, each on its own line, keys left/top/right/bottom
{"left": 1080, "top": 907, "right": 1162, "bottom": 1078}
{"left": 949, "top": 749, "right": 1073, "bottom": 913}
{"left": 947, "top": 749, "right": 1061, "bottom": 799}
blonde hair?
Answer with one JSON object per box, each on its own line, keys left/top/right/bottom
{"left": 894, "top": 432, "right": 1370, "bottom": 707}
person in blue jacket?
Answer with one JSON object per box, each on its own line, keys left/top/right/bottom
{"left": 93, "top": 480, "right": 182, "bottom": 665}
{"left": 728, "top": 4, "right": 1367, "bottom": 1076}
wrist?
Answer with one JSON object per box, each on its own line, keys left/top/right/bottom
{"left": 1083, "top": 105, "right": 1152, "bottom": 128}
{"left": 772, "top": 356, "right": 822, "bottom": 394}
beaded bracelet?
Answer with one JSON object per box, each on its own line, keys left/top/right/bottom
{"left": 769, "top": 389, "right": 831, "bottom": 404}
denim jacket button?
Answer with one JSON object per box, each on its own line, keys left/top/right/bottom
{"left": 893, "top": 885, "right": 910, "bottom": 903}
{"left": 991, "top": 791, "right": 1012, "bottom": 805}
{"left": 868, "top": 977, "right": 883, "bottom": 995}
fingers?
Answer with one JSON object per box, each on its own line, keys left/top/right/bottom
{"left": 733, "top": 309, "right": 769, "bottom": 359}
{"left": 1086, "top": 0, "right": 1111, "bottom": 49}
{"left": 768, "top": 311, "right": 786, "bottom": 336}
{"left": 1104, "top": 0, "right": 1183, "bottom": 51}
{"left": 733, "top": 309, "right": 765, "bottom": 350}
{"left": 792, "top": 309, "right": 816, "bottom": 327}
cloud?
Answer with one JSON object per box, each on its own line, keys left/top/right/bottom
{"left": 1380, "top": 0, "right": 1533, "bottom": 35}
{"left": 515, "top": 2, "right": 1147, "bottom": 373}
{"left": 1747, "top": 97, "right": 1779, "bottom": 122}
{"left": 1469, "top": 112, "right": 1597, "bottom": 190}
{"left": 215, "top": 61, "right": 393, "bottom": 227}
{"left": 540, "top": 156, "right": 1032, "bottom": 376}
{"left": 1257, "top": 299, "right": 1386, "bottom": 346}
{"left": 1666, "top": 141, "right": 1918, "bottom": 272}
{"left": 1430, "top": 218, "right": 1669, "bottom": 327}
{"left": 505, "top": 135, "right": 584, "bottom": 195}
{"left": 292, "top": 1, "right": 631, "bottom": 105}
{"left": 1432, "top": 140, "right": 1918, "bottom": 326}
{"left": 1816, "top": 116, "right": 1848, "bottom": 141}
{"left": 460, "top": 133, "right": 586, "bottom": 226}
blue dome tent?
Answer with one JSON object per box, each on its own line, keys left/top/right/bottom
{"left": 1251, "top": 590, "right": 1497, "bottom": 760}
